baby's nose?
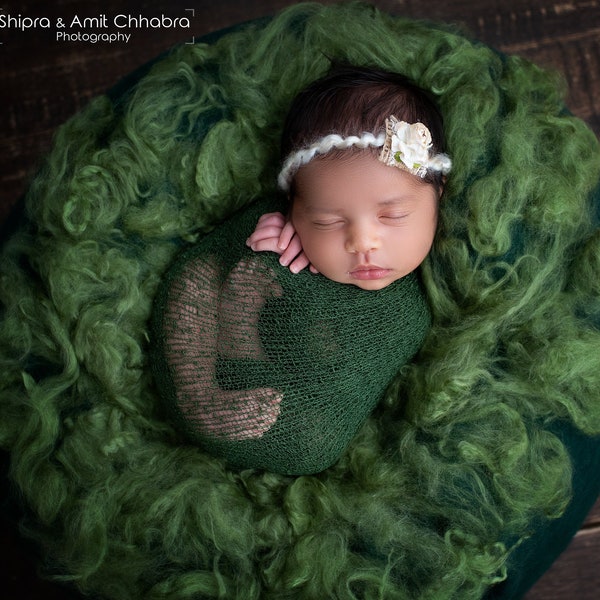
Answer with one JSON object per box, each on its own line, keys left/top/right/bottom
{"left": 345, "top": 224, "right": 380, "bottom": 254}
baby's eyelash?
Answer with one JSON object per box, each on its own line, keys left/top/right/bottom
{"left": 312, "top": 219, "right": 343, "bottom": 228}
{"left": 380, "top": 213, "right": 408, "bottom": 220}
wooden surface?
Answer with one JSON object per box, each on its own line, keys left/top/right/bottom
{"left": 1, "top": 1, "right": 599, "bottom": 598}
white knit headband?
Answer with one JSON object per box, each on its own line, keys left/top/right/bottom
{"left": 278, "top": 116, "right": 452, "bottom": 191}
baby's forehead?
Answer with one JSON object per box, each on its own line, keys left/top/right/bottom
{"left": 292, "top": 153, "right": 432, "bottom": 205}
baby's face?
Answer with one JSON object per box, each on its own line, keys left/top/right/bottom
{"left": 291, "top": 153, "right": 440, "bottom": 290}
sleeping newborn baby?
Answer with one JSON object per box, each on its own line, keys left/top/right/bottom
{"left": 151, "top": 197, "right": 432, "bottom": 475}
{"left": 151, "top": 65, "right": 450, "bottom": 474}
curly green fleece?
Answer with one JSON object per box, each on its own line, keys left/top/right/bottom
{"left": 1, "top": 2, "right": 599, "bottom": 599}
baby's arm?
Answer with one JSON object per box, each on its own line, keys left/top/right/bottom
{"left": 246, "top": 212, "right": 318, "bottom": 274}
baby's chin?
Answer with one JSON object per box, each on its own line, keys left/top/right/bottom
{"left": 349, "top": 277, "right": 401, "bottom": 291}
{"left": 337, "top": 272, "right": 407, "bottom": 291}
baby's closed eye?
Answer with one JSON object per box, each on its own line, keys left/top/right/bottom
{"left": 380, "top": 212, "right": 409, "bottom": 223}
{"left": 311, "top": 219, "right": 345, "bottom": 229}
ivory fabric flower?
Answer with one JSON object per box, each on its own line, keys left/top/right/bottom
{"left": 379, "top": 116, "right": 434, "bottom": 177}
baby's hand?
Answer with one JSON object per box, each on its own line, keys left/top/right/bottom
{"left": 246, "top": 212, "right": 317, "bottom": 274}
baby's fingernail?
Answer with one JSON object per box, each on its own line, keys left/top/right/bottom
{"left": 279, "top": 257, "right": 289, "bottom": 266}
{"left": 289, "top": 264, "right": 300, "bottom": 274}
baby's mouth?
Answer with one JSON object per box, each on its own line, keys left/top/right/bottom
{"left": 349, "top": 264, "right": 392, "bottom": 280}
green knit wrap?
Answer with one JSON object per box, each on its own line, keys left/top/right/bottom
{"left": 151, "top": 198, "right": 431, "bottom": 475}
{"left": 0, "top": 3, "right": 599, "bottom": 599}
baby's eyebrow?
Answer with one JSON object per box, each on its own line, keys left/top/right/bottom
{"left": 378, "top": 197, "right": 415, "bottom": 206}
{"left": 301, "top": 204, "right": 344, "bottom": 214}
{"left": 300, "top": 196, "right": 415, "bottom": 214}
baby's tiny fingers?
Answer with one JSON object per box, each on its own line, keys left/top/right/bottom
{"left": 248, "top": 236, "right": 283, "bottom": 254}
{"left": 288, "top": 253, "right": 311, "bottom": 274}
{"left": 278, "top": 235, "right": 303, "bottom": 266}
{"left": 247, "top": 226, "right": 286, "bottom": 246}
{"left": 256, "top": 212, "right": 286, "bottom": 227}
{"left": 277, "top": 220, "right": 297, "bottom": 250}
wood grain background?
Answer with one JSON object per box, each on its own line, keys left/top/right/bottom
{"left": 1, "top": 1, "right": 599, "bottom": 598}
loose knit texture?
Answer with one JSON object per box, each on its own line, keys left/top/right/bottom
{"left": 0, "top": 2, "right": 599, "bottom": 599}
{"left": 151, "top": 197, "right": 431, "bottom": 475}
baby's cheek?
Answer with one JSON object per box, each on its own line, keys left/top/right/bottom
{"left": 298, "top": 233, "right": 321, "bottom": 262}
{"left": 313, "top": 239, "right": 341, "bottom": 265}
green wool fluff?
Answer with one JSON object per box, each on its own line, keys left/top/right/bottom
{"left": 1, "top": 2, "right": 599, "bottom": 599}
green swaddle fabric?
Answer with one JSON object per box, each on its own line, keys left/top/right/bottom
{"left": 152, "top": 199, "right": 431, "bottom": 475}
